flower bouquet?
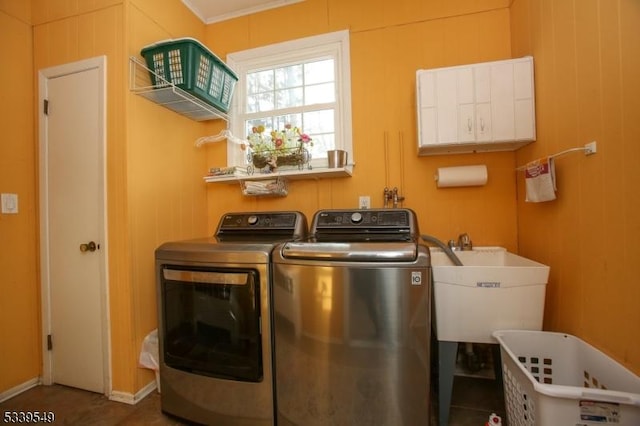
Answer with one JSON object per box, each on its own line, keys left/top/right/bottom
{"left": 242, "top": 124, "right": 312, "bottom": 173}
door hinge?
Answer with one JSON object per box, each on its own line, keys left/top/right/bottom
{"left": 44, "top": 99, "right": 49, "bottom": 115}
{"left": 47, "top": 334, "right": 53, "bottom": 350}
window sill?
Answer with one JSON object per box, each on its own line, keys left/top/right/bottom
{"left": 204, "top": 164, "right": 354, "bottom": 184}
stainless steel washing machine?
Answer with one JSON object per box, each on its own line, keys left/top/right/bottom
{"left": 272, "top": 208, "right": 431, "bottom": 425}
{"left": 155, "top": 211, "right": 307, "bottom": 426}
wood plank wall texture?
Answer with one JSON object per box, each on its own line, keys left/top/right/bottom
{"left": 1, "top": 0, "right": 637, "bottom": 399}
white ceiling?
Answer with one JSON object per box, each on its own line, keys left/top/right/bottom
{"left": 182, "top": 0, "right": 305, "bottom": 24}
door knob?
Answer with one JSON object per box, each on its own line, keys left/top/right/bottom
{"left": 80, "top": 241, "right": 98, "bottom": 252}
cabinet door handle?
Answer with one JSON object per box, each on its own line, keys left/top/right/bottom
{"left": 467, "top": 118, "right": 472, "bottom": 132}
{"left": 480, "top": 118, "right": 485, "bottom": 132}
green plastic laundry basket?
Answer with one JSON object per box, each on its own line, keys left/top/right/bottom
{"left": 140, "top": 37, "right": 238, "bottom": 113}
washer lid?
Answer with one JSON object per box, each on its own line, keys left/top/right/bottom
{"left": 280, "top": 241, "right": 418, "bottom": 261}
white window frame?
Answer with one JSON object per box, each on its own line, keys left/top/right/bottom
{"left": 226, "top": 30, "right": 353, "bottom": 171}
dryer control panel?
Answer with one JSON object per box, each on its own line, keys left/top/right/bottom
{"left": 216, "top": 211, "right": 307, "bottom": 240}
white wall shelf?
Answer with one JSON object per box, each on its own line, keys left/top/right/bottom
{"left": 203, "top": 165, "right": 354, "bottom": 184}
{"left": 129, "top": 56, "right": 228, "bottom": 122}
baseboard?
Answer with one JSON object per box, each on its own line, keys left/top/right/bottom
{"left": 2, "top": 377, "right": 157, "bottom": 406}
{"left": 109, "top": 379, "right": 157, "bottom": 405}
{"left": 0, "top": 378, "right": 41, "bottom": 403}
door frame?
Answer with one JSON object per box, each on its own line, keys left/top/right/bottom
{"left": 38, "top": 56, "right": 111, "bottom": 395}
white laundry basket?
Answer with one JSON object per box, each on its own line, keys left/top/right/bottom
{"left": 493, "top": 330, "right": 640, "bottom": 426}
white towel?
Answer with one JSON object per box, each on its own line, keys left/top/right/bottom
{"left": 525, "top": 157, "right": 556, "bottom": 202}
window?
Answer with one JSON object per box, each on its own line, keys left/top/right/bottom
{"left": 227, "top": 30, "right": 352, "bottom": 171}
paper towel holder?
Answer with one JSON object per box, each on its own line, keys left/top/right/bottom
{"left": 434, "top": 164, "right": 488, "bottom": 188}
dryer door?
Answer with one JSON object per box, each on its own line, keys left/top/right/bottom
{"left": 160, "top": 265, "right": 263, "bottom": 382}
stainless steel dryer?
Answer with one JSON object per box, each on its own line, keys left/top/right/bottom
{"left": 272, "top": 208, "right": 431, "bottom": 425}
{"left": 155, "top": 211, "right": 307, "bottom": 426}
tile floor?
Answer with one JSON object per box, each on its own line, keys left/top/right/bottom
{"left": 0, "top": 374, "right": 505, "bottom": 425}
{"left": 444, "top": 375, "right": 506, "bottom": 425}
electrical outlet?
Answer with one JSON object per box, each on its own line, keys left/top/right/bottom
{"left": 359, "top": 196, "right": 371, "bottom": 209}
{"left": 1, "top": 193, "right": 18, "bottom": 214}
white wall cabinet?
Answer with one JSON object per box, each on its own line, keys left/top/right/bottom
{"left": 417, "top": 56, "right": 535, "bottom": 155}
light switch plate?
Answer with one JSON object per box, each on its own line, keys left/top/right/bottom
{"left": 1, "top": 193, "right": 18, "bottom": 214}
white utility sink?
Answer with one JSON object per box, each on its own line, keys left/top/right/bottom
{"left": 430, "top": 247, "right": 550, "bottom": 343}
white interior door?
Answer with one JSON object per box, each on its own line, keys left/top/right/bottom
{"left": 39, "top": 56, "right": 109, "bottom": 394}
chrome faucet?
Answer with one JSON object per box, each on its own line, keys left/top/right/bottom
{"left": 448, "top": 233, "right": 473, "bottom": 251}
{"left": 383, "top": 187, "right": 405, "bottom": 208}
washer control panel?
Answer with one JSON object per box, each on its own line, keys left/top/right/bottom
{"left": 311, "top": 209, "right": 418, "bottom": 240}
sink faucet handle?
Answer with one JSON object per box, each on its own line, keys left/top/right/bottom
{"left": 457, "top": 233, "right": 472, "bottom": 250}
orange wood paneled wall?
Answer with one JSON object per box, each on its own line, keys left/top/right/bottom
{"left": 0, "top": 1, "right": 39, "bottom": 395}
{"left": 511, "top": 0, "right": 640, "bottom": 375}
{"left": 6, "top": 0, "right": 636, "bottom": 400}
{"left": 127, "top": 0, "right": 209, "bottom": 394}
{"left": 203, "top": 0, "right": 520, "bottom": 253}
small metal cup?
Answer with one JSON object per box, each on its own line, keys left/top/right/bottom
{"left": 327, "top": 150, "right": 348, "bottom": 168}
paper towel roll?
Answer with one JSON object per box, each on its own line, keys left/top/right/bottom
{"left": 435, "top": 165, "right": 488, "bottom": 188}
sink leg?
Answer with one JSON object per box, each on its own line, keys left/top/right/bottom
{"left": 438, "top": 341, "right": 458, "bottom": 426}
{"left": 492, "top": 343, "right": 503, "bottom": 385}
